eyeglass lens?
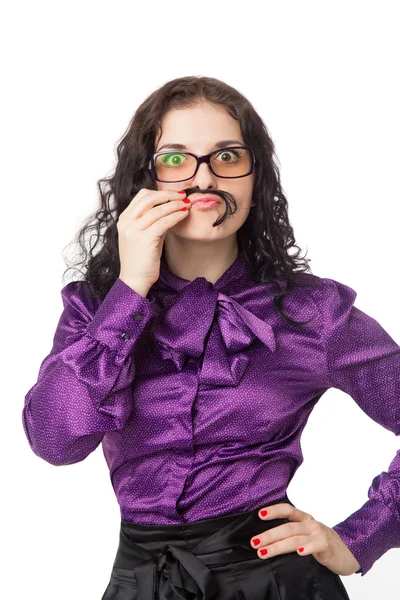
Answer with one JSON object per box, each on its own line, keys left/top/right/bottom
{"left": 154, "top": 147, "right": 252, "bottom": 182}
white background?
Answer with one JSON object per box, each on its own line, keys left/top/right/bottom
{"left": 2, "top": 1, "right": 399, "bottom": 598}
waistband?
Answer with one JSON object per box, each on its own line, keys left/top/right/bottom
{"left": 113, "top": 495, "right": 295, "bottom": 600}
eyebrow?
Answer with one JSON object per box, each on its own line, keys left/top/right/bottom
{"left": 156, "top": 139, "right": 245, "bottom": 152}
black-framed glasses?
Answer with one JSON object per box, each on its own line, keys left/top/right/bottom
{"left": 148, "top": 145, "right": 256, "bottom": 183}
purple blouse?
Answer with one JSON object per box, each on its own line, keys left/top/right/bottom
{"left": 22, "top": 251, "right": 400, "bottom": 576}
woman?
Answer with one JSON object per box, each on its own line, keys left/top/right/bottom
{"left": 22, "top": 76, "right": 400, "bottom": 599}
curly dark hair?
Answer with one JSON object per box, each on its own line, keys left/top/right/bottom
{"left": 62, "top": 75, "right": 316, "bottom": 326}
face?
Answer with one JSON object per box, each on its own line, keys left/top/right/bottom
{"left": 153, "top": 102, "right": 256, "bottom": 244}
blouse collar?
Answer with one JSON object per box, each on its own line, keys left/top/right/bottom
{"left": 151, "top": 250, "right": 276, "bottom": 387}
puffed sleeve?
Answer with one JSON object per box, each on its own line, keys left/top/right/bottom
{"left": 22, "top": 277, "right": 156, "bottom": 466}
{"left": 316, "top": 277, "right": 400, "bottom": 576}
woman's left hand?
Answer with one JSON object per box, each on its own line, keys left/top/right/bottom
{"left": 249, "top": 502, "right": 361, "bottom": 576}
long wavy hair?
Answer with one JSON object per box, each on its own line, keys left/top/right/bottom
{"left": 62, "top": 75, "right": 316, "bottom": 326}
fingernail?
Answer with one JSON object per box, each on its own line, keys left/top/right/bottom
{"left": 252, "top": 538, "right": 261, "bottom": 546}
{"left": 260, "top": 510, "right": 268, "bottom": 517}
{"left": 259, "top": 548, "right": 268, "bottom": 556}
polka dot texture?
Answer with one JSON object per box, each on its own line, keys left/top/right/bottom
{"left": 21, "top": 253, "right": 400, "bottom": 577}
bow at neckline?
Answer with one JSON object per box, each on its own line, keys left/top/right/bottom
{"left": 151, "top": 253, "right": 276, "bottom": 387}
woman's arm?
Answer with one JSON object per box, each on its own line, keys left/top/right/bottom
{"left": 22, "top": 277, "right": 156, "bottom": 466}
{"left": 313, "top": 277, "right": 400, "bottom": 577}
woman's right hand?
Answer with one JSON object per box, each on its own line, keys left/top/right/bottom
{"left": 117, "top": 188, "right": 192, "bottom": 295}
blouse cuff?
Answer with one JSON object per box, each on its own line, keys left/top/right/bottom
{"left": 332, "top": 497, "right": 399, "bottom": 576}
{"left": 86, "top": 277, "right": 156, "bottom": 356}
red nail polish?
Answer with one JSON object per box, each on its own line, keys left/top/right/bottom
{"left": 260, "top": 548, "right": 268, "bottom": 556}
{"left": 180, "top": 207, "right": 188, "bottom": 211}
{"left": 252, "top": 538, "right": 261, "bottom": 546}
{"left": 178, "top": 191, "right": 186, "bottom": 194}
{"left": 298, "top": 547, "right": 304, "bottom": 552}
{"left": 260, "top": 510, "right": 268, "bottom": 517}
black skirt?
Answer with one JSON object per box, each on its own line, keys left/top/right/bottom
{"left": 101, "top": 494, "right": 351, "bottom": 600}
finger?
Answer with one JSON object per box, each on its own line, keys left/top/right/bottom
{"left": 125, "top": 189, "right": 185, "bottom": 218}
{"left": 295, "top": 534, "right": 328, "bottom": 557}
{"left": 118, "top": 188, "right": 152, "bottom": 219}
{"left": 258, "top": 503, "right": 314, "bottom": 523}
{"left": 255, "top": 535, "right": 311, "bottom": 559}
{"left": 250, "top": 521, "right": 315, "bottom": 549}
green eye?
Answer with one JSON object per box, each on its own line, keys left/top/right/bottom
{"left": 160, "top": 153, "right": 187, "bottom": 167}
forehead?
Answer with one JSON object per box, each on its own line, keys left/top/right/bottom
{"left": 156, "top": 103, "right": 243, "bottom": 149}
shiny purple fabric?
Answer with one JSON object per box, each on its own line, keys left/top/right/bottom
{"left": 22, "top": 251, "right": 400, "bottom": 577}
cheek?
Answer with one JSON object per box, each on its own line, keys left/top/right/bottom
{"left": 225, "top": 203, "right": 251, "bottom": 232}
{"left": 232, "top": 180, "right": 253, "bottom": 201}
{"left": 235, "top": 207, "right": 251, "bottom": 226}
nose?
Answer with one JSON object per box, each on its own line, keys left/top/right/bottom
{"left": 190, "top": 160, "right": 218, "bottom": 190}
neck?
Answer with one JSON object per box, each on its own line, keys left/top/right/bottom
{"left": 162, "top": 238, "right": 240, "bottom": 284}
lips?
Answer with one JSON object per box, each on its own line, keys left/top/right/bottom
{"left": 189, "top": 194, "right": 222, "bottom": 204}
